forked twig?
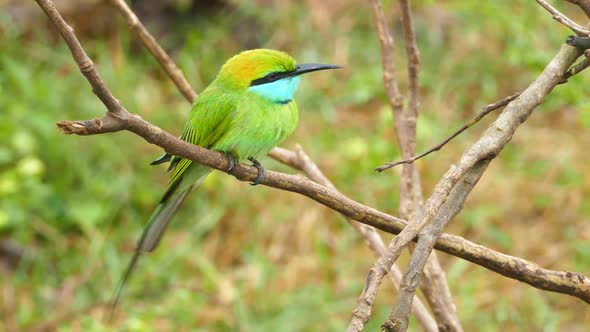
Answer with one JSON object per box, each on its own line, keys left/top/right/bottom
{"left": 376, "top": 91, "right": 521, "bottom": 172}
{"left": 536, "top": 0, "right": 590, "bottom": 36}
{"left": 378, "top": 35, "right": 590, "bottom": 173}
{"left": 384, "top": 160, "right": 488, "bottom": 330}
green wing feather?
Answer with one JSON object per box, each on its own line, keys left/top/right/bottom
{"left": 167, "top": 86, "right": 237, "bottom": 186}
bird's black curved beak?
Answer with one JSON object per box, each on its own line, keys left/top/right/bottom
{"left": 291, "top": 63, "right": 342, "bottom": 77}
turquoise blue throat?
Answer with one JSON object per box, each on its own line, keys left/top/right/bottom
{"left": 248, "top": 76, "right": 301, "bottom": 104}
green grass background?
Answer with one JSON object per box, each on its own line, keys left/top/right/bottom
{"left": 1, "top": 0, "right": 590, "bottom": 330}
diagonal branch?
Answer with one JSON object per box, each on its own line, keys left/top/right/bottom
{"left": 108, "top": 0, "right": 197, "bottom": 102}
{"left": 536, "top": 0, "right": 590, "bottom": 35}
{"left": 378, "top": 41, "right": 590, "bottom": 173}
{"left": 384, "top": 160, "right": 488, "bottom": 331}
{"left": 107, "top": 2, "right": 432, "bottom": 328}
{"left": 376, "top": 91, "right": 521, "bottom": 171}
{"left": 400, "top": 0, "right": 420, "bottom": 129}
{"left": 35, "top": 0, "right": 590, "bottom": 317}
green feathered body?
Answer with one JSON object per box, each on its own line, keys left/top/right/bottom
{"left": 140, "top": 80, "right": 298, "bottom": 253}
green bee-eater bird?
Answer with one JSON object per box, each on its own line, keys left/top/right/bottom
{"left": 111, "top": 49, "right": 340, "bottom": 311}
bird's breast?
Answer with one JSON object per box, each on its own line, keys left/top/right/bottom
{"left": 215, "top": 98, "right": 298, "bottom": 160}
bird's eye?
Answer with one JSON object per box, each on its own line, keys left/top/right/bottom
{"left": 266, "top": 73, "right": 278, "bottom": 81}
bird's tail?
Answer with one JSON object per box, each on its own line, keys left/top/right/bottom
{"left": 108, "top": 164, "right": 211, "bottom": 318}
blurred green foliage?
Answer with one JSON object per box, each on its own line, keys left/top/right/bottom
{"left": 1, "top": 0, "right": 590, "bottom": 331}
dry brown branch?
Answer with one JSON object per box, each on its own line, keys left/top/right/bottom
{"left": 416, "top": 253, "right": 458, "bottom": 332}
{"left": 376, "top": 91, "right": 521, "bottom": 172}
{"left": 384, "top": 160, "right": 488, "bottom": 331}
{"left": 270, "top": 146, "right": 437, "bottom": 331}
{"left": 396, "top": 2, "right": 462, "bottom": 328}
{"left": 564, "top": 0, "right": 590, "bottom": 19}
{"left": 384, "top": 28, "right": 590, "bottom": 329}
{"left": 346, "top": 2, "right": 432, "bottom": 330}
{"left": 35, "top": 0, "right": 590, "bottom": 325}
{"left": 348, "top": 43, "right": 584, "bottom": 331}
{"left": 107, "top": 0, "right": 197, "bottom": 102}
{"left": 399, "top": 0, "right": 420, "bottom": 130}
{"left": 360, "top": 0, "right": 461, "bottom": 330}
{"left": 563, "top": 53, "right": 590, "bottom": 79}
{"left": 536, "top": 0, "right": 590, "bottom": 35}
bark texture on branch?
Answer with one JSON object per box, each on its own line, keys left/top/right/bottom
{"left": 385, "top": 160, "right": 489, "bottom": 331}
{"left": 536, "top": 0, "right": 590, "bottom": 35}
{"left": 395, "top": 0, "right": 462, "bottom": 330}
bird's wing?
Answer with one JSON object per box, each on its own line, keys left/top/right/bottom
{"left": 166, "top": 86, "right": 238, "bottom": 189}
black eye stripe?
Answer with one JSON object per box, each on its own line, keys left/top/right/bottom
{"left": 250, "top": 71, "right": 294, "bottom": 87}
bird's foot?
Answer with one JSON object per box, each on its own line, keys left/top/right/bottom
{"left": 225, "top": 152, "right": 237, "bottom": 174}
{"left": 248, "top": 157, "right": 265, "bottom": 186}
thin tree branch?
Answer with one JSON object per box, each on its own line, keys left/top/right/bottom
{"left": 35, "top": 0, "right": 590, "bottom": 317}
{"left": 365, "top": 0, "right": 461, "bottom": 330}
{"left": 383, "top": 25, "right": 590, "bottom": 330}
{"left": 536, "top": 0, "right": 590, "bottom": 36}
{"left": 416, "top": 254, "right": 458, "bottom": 332}
{"left": 35, "top": 0, "right": 123, "bottom": 115}
{"left": 348, "top": 43, "right": 584, "bottom": 331}
{"left": 397, "top": 2, "right": 462, "bottom": 329}
{"left": 378, "top": 37, "right": 590, "bottom": 172}
{"left": 384, "top": 160, "right": 488, "bottom": 331}
{"left": 400, "top": 0, "right": 420, "bottom": 127}
{"left": 376, "top": 91, "right": 521, "bottom": 172}
{"left": 564, "top": 0, "right": 590, "bottom": 19}
{"left": 270, "top": 146, "right": 437, "bottom": 332}
{"left": 563, "top": 52, "right": 590, "bottom": 79}
{"left": 107, "top": 0, "right": 197, "bottom": 102}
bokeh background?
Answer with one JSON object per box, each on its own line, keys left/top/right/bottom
{"left": 2, "top": 0, "right": 590, "bottom": 331}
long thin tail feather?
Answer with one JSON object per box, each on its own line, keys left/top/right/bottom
{"left": 108, "top": 163, "right": 211, "bottom": 318}
{"left": 108, "top": 188, "right": 191, "bottom": 319}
